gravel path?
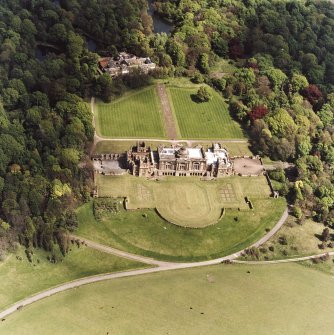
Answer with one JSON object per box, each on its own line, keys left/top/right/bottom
{"left": 94, "top": 134, "right": 248, "bottom": 144}
{"left": 0, "top": 208, "right": 289, "bottom": 319}
{"left": 233, "top": 251, "right": 334, "bottom": 265}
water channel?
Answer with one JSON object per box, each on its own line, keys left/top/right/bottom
{"left": 36, "top": 1, "right": 171, "bottom": 59}
{"left": 148, "top": 0, "right": 173, "bottom": 34}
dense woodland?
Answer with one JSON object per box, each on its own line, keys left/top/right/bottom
{"left": 0, "top": 0, "right": 151, "bottom": 258}
{"left": 0, "top": 0, "right": 333, "bottom": 258}
{"left": 150, "top": 0, "right": 334, "bottom": 230}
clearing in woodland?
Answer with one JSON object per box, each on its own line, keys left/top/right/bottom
{"left": 95, "top": 86, "right": 166, "bottom": 138}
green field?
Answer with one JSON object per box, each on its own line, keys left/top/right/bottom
{"left": 168, "top": 85, "right": 245, "bottom": 139}
{"left": 2, "top": 263, "right": 334, "bottom": 335}
{"left": 0, "top": 245, "right": 146, "bottom": 310}
{"left": 95, "top": 86, "right": 166, "bottom": 138}
{"left": 77, "top": 195, "right": 286, "bottom": 262}
{"left": 96, "top": 174, "right": 272, "bottom": 227}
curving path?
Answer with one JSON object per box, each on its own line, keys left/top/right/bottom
{"left": 0, "top": 208, "right": 288, "bottom": 319}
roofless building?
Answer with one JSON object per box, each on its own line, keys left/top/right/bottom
{"left": 127, "top": 142, "right": 233, "bottom": 177}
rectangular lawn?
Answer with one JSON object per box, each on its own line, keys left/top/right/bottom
{"left": 168, "top": 86, "right": 245, "bottom": 139}
{"left": 95, "top": 86, "right": 166, "bottom": 138}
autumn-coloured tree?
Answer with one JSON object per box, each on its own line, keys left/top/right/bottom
{"left": 249, "top": 105, "right": 268, "bottom": 122}
{"left": 302, "top": 84, "right": 323, "bottom": 105}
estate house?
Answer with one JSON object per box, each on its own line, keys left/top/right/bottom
{"left": 127, "top": 142, "right": 233, "bottom": 177}
{"left": 98, "top": 52, "right": 156, "bottom": 77}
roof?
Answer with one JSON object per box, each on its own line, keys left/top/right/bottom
{"left": 159, "top": 148, "right": 176, "bottom": 159}
{"left": 187, "top": 148, "right": 203, "bottom": 159}
{"left": 98, "top": 58, "right": 109, "bottom": 68}
{"left": 205, "top": 148, "right": 229, "bottom": 165}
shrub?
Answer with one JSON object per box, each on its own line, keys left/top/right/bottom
{"left": 93, "top": 198, "right": 122, "bottom": 221}
{"left": 278, "top": 236, "right": 288, "bottom": 245}
{"left": 318, "top": 241, "right": 327, "bottom": 249}
{"left": 191, "top": 72, "right": 204, "bottom": 84}
{"left": 293, "top": 206, "right": 303, "bottom": 219}
{"left": 196, "top": 86, "right": 212, "bottom": 102}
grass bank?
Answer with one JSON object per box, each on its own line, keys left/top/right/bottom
{"left": 0, "top": 245, "right": 146, "bottom": 310}
{"left": 76, "top": 196, "right": 286, "bottom": 262}
{"left": 1, "top": 263, "right": 334, "bottom": 335}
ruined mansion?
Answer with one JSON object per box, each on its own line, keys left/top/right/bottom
{"left": 92, "top": 140, "right": 268, "bottom": 179}
{"left": 128, "top": 142, "right": 233, "bottom": 177}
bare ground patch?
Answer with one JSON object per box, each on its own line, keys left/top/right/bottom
{"left": 233, "top": 158, "right": 264, "bottom": 176}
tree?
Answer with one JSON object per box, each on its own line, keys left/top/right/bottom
{"left": 212, "top": 34, "right": 228, "bottom": 57}
{"left": 235, "top": 68, "right": 256, "bottom": 93}
{"left": 191, "top": 72, "right": 204, "bottom": 84}
{"left": 264, "top": 68, "right": 287, "bottom": 91}
{"left": 95, "top": 74, "right": 113, "bottom": 103}
{"left": 265, "top": 108, "right": 297, "bottom": 137}
{"left": 198, "top": 53, "right": 210, "bottom": 74}
{"left": 321, "top": 228, "right": 330, "bottom": 242}
{"left": 249, "top": 105, "right": 268, "bottom": 122}
{"left": 67, "top": 31, "right": 84, "bottom": 60}
{"left": 51, "top": 179, "right": 72, "bottom": 199}
{"left": 302, "top": 84, "right": 322, "bottom": 105}
{"left": 0, "top": 103, "right": 9, "bottom": 130}
{"left": 317, "top": 103, "right": 333, "bottom": 127}
{"left": 166, "top": 39, "right": 185, "bottom": 66}
{"left": 290, "top": 73, "right": 309, "bottom": 93}
{"left": 196, "top": 86, "right": 212, "bottom": 102}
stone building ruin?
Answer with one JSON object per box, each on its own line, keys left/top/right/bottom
{"left": 127, "top": 142, "right": 233, "bottom": 177}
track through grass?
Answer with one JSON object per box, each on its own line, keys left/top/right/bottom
{"left": 0, "top": 246, "right": 146, "bottom": 310}
{"left": 1, "top": 263, "right": 334, "bottom": 335}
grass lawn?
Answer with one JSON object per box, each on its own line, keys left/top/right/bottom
{"left": 0, "top": 245, "right": 146, "bottom": 310}
{"left": 95, "top": 86, "right": 166, "bottom": 138}
{"left": 77, "top": 195, "right": 286, "bottom": 262}
{"left": 94, "top": 140, "right": 252, "bottom": 156}
{"left": 210, "top": 58, "right": 237, "bottom": 77}
{"left": 1, "top": 263, "right": 334, "bottom": 335}
{"left": 167, "top": 85, "right": 245, "bottom": 139}
{"left": 95, "top": 174, "right": 272, "bottom": 227}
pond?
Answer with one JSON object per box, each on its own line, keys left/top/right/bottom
{"left": 86, "top": 37, "right": 97, "bottom": 52}
{"left": 148, "top": 0, "right": 173, "bottom": 34}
